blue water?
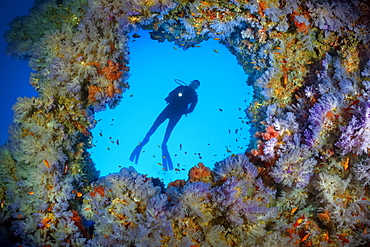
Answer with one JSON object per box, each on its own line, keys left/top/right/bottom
{"left": 90, "top": 30, "right": 253, "bottom": 184}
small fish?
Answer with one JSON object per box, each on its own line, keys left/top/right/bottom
{"left": 175, "top": 168, "right": 180, "bottom": 171}
{"left": 28, "top": 191, "right": 35, "bottom": 195}
{"left": 180, "top": 143, "right": 182, "bottom": 150}
{"left": 107, "top": 147, "right": 110, "bottom": 150}
{"left": 99, "top": 133, "right": 102, "bottom": 137}
{"left": 214, "top": 38, "right": 220, "bottom": 40}
{"left": 84, "top": 208, "right": 91, "bottom": 211}
{"left": 130, "top": 94, "right": 133, "bottom": 97}
{"left": 293, "top": 214, "right": 305, "bottom": 228}
{"left": 64, "top": 164, "right": 68, "bottom": 174}
{"left": 112, "top": 119, "right": 114, "bottom": 121}
{"left": 116, "top": 139, "right": 119, "bottom": 145}
{"left": 276, "top": 46, "right": 282, "bottom": 49}
{"left": 109, "top": 136, "right": 112, "bottom": 139}
{"left": 213, "top": 49, "right": 219, "bottom": 53}
{"left": 158, "top": 163, "right": 162, "bottom": 166}
{"left": 132, "top": 33, "right": 141, "bottom": 38}
{"left": 196, "top": 45, "right": 201, "bottom": 47}
{"left": 301, "top": 233, "right": 310, "bottom": 242}
{"left": 338, "top": 233, "right": 350, "bottom": 244}
{"left": 343, "top": 157, "right": 350, "bottom": 171}
{"left": 173, "top": 47, "right": 178, "bottom": 50}
{"left": 290, "top": 207, "right": 298, "bottom": 215}
{"left": 219, "top": 108, "right": 223, "bottom": 111}
{"left": 43, "top": 159, "right": 50, "bottom": 169}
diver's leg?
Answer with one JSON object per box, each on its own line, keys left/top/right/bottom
{"left": 161, "top": 114, "right": 181, "bottom": 171}
{"left": 129, "top": 109, "right": 168, "bottom": 164}
{"left": 162, "top": 114, "right": 182, "bottom": 145}
{"left": 142, "top": 109, "right": 168, "bottom": 144}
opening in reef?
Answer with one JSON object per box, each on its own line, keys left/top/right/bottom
{"left": 90, "top": 30, "right": 252, "bottom": 184}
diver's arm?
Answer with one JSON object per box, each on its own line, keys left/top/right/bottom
{"left": 186, "top": 95, "right": 198, "bottom": 113}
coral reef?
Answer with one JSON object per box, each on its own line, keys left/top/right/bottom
{"left": 1, "top": 0, "right": 370, "bottom": 246}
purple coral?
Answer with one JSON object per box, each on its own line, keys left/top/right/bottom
{"left": 336, "top": 100, "right": 370, "bottom": 155}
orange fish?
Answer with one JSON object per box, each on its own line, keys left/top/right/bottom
{"left": 302, "top": 233, "right": 310, "bottom": 242}
{"left": 28, "top": 191, "right": 35, "bottom": 195}
{"left": 293, "top": 214, "right": 305, "bottom": 228}
{"left": 214, "top": 38, "right": 220, "bottom": 40}
{"left": 290, "top": 207, "right": 298, "bottom": 215}
{"left": 338, "top": 233, "right": 350, "bottom": 244}
{"left": 43, "top": 159, "right": 50, "bottom": 169}
{"left": 343, "top": 157, "right": 350, "bottom": 171}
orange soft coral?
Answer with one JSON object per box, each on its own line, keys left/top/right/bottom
{"left": 188, "top": 162, "right": 212, "bottom": 183}
{"left": 168, "top": 179, "right": 186, "bottom": 188}
{"left": 90, "top": 185, "right": 105, "bottom": 197}
{"left": 106, "top": 83, "right": 122, "bottom": 98}
{"left": 87, "top": 85, "right": 102, "bottom": 102}
{"left": 98, "top": 60, "right": 129, "bottom": 82}
{"left": 70, "top": 210, "right": 90, "bottom": 239}
{"left": 261, "top": 125, "right": 279, "bottom": 141}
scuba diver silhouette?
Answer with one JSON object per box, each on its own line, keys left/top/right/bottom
{"left": 129, "top": 79, "right": 200, "bottom": 171}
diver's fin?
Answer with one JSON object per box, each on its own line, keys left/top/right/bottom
{"left": 161, "top": 145, "right": 173, "bottom": 171}
{"left": 129, "top": 145, "right": 143, "bottom": 164}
